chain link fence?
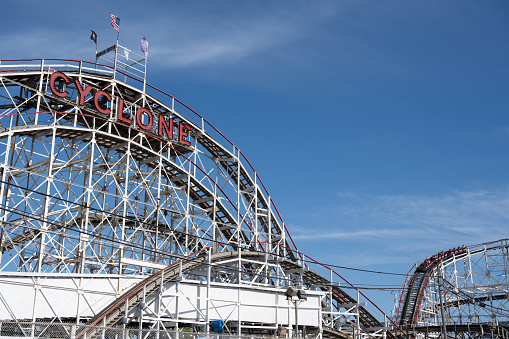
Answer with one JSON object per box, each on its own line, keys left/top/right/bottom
{"left": 0, "top": 321, "right": 275, "bottom": 339}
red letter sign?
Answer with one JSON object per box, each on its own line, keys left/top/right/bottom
{"left": 74, "top": 79, "right": 93, "bottom": 106}
{"left": 49, "top": 72, "right": 70, "bottom": 98}
{"left": 117, "top": 98, "right": 133, "bottom": 124}
{"left": 179, "top": 122, "right": 191, "bottom": 146}
{"left": 158, "top": 115, "right": 174, "bottom": 140}
{"left": 136, "top": 108, "right": 153, "bottom": 130}
{"left": 93, "top": 90, "right": 112, "bottom": 115}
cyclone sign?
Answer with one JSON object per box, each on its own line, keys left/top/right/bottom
{"left": 49, "top": 71, "right": 192, "bottom": 146}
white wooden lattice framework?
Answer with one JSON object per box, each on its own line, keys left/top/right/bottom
{"left": 0, "top": 55, "right": 394, "bottom": 339}
{"left": 396, "top": 239, "right": 509, "bottom": 339}
{"left": 417, "top": 240, "right": 509, "bottom": 327}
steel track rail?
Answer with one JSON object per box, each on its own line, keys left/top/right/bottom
{"left": 0, "top": 125, "right": 240, "bottom": 252}
{"left": 76, "top": 250, "right": 386, "bottom": 339}
{"left": 0, "top": 63, "right": 388, "bottom": 337}
{"left": 0, "top": 69, "right": 291, "bottom": 255}
{"left": 397, "top": 247, "right": 492, "bottom": 328}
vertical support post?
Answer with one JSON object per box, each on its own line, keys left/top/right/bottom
{"left": 116, "top": 137, "right": 129, "bottom": 289}
{"left": 383, "top": 315, "right": 387, "bottom": 339}
{"left": 206, "top": 249, "right": 211, "bottom": 334}
{"left": 318, "top": 289, "right": 323, "bottom": 339}
{"left": 176, "top": 260, "right": 182, "bottom": 329}
{"left": 38, "top": 126, "right": 57, "bottom": 273}
{"left": 155, "top": 267, "right": 164, "bottom": 339}
{"left": 139, "top": 285, "right": 146, "bottom": 331}
{"left": 264, "top": 252, "right": 269, "bottom": 286}
{"left": 113, "top": 43, "right": 118, "bottom": 80}
{"left": 184, "top": 155, "right": 192, "bottom": 255}
{"left": 212, "top": 156, "right": 219, "bottom": 255}
{"left": 356, "top": 289, "right": 361, "bottom": 333}
{"left": 0, "top": 128, "right": 13, "bottom": 268}
{"left": 288, "top": 298, "right": 292, "bottom": 338}
{"left": 238, "top": 249, "right": 242, "bottom": 335}
{"left": 35, "top": 59, "right": 44, "bottom": 125}
{"left": 328, "top": 269, "right": 333, "bottom": 329}
{"left": 294, "top": 300, "right": 299, "bottom": 339}
{"left": 143, "top": 54, "right": 147, "bottom": 93}
{"left": 438, "top": 271, "right": 447, "bottom": 339}
{"left": 122, "top": 298, "right": 129, "bottom": 339}
{"left": 154, "top": 157, "right": 162, "bottom": 264}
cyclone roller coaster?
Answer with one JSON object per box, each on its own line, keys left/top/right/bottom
{"left": 0, "top": 46, "right": 506, "bottom": 339}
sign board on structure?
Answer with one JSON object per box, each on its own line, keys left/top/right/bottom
{"left": 96, "top": 45, "right": 116, "bottom": 59}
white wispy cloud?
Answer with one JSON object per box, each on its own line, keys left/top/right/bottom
{"left": 291, "top": 187, "right": 509, "bottom": 264}
{"left": 146, "top": 4, "right": 339, "bottom": 69}
{"left": 1, "top": 2, "right": 341, "bottom": 72}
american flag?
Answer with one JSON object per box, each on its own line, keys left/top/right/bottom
{"left": 109, "top": 13, "right": 120, "bottom": 33}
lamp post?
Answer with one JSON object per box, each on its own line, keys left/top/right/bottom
{"left": 285, "top": 287, "right": 308, "bottom": 338}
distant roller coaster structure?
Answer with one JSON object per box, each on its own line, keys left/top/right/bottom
{"left": 396, "top": 239, "right": 509, "bottom": 339}
{"left": 0, "top": 47, "right": 405, "bottom": 339}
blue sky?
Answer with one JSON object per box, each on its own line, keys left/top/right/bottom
{"left": 3, "top": 0, "right": 509, "bottom": 315}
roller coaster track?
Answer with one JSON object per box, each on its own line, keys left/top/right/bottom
{"left": 397, "top": 269, "right": 426, "bottom": 328}
{"left": 0, "top": 61, "right": 396, "bottom": 339}
{"left": 397, "top": 247, "right": 486, "bottom": 328}
{"left": 0, "top": 113, "right": 289, "bottom": 256}
{"left": 0, "top": 124, "right": 384, "bottom": 337}
{"left": 76, "top": 250, "right": 387, "bottom": 339}
{"left": 0, "top": 69, "right": 293, "bottom": 258}
{"left": 0, "top": 126, "right": 237, "bottom": 253}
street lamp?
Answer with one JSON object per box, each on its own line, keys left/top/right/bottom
{"left": 285, "top": 287, "right": 307, "bottom": 338}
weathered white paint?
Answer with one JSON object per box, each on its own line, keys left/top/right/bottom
{"left": 0, "top": 274, "right": 323, "bottom": 327}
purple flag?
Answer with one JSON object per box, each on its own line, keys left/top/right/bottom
{"left": 141, "top": 36, "right": 148, "bottom": 58}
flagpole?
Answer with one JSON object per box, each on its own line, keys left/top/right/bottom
{"left": 94, "top": 38, "right": 98, "bottom": 69}
{"left": 109, "top": 13, "right": 120, "bottom": 79}
{"left": 90, "top": 30, "right": 98, "bottom": 70}
{"left": 113, "top": 31, "right": 119, "bottom": 80}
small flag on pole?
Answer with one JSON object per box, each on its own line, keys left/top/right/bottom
{"left": 90, "top": 30, "right": 98, "bottom": 44}
{"left": 141, "top": 36, "right": 148, "bottom": 58}
{"left": 109, "top": 13, "right": 120, "bottom": 33}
